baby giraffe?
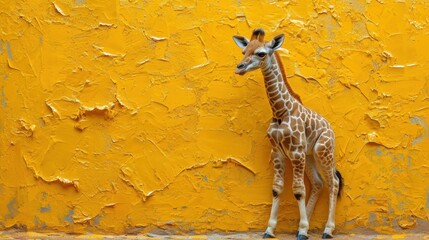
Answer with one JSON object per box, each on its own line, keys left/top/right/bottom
{"left": 233, "top": 29, "right": 343, "bottom": 240}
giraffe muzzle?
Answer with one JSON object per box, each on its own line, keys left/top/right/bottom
{"left": 235, "top": 69, "right": 246, "bottom": 75}
{"left": 235, "top": 63, "right": 247, "bottom": 75}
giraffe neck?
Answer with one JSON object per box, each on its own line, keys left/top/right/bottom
{"left": 261, "top": 52, "right": 301, "bottom": 119}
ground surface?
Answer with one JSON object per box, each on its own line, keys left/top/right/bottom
{"left": 1, "top": 231, "right": 429, "bottom": 240}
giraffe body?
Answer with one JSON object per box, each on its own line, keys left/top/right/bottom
{"left": 233, "top": 29, "right": 343, "bottom": 240}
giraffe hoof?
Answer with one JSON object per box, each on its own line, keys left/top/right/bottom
{"left": 296, "top": 234, "right": 309, "bottom": 240}
{"left": 263, "top": 233, "right": 275, "bottom": 238}
{"left": 322, "top": 233, "right": 333, "bottom": 239}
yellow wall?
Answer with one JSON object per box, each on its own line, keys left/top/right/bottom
{"left": 1, "top": 0, "right": 428, "bottom": 234}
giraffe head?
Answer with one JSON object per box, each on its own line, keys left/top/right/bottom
{"left": 233, "top": 28, "right": 285, "bottom": 75}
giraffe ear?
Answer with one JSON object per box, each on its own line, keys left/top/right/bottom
{"left": 269, "top": 34, "right": 285, "bottom": 51}
{"left": 233, "top": 36, "right": 249, "bottom": 49}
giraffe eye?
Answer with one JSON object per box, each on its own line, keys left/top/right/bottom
{"left": 257, "top": 52, "right": 266, "bottom": 58}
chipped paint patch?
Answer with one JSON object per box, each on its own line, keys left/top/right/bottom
{"left": 65, "top": 210, "right": 74, "bottom": 223}
{"left": 4, "top": 199, "right": 17, "bottom": 219}
{"left": 5, "top": 42, "right": 12, "bottom": 60}
{"left": 1, "top": 84, "right": 6, "bottom": 108}
{"left": 92, "top": 215, "right": 102, "bottom": 226}
{"left": 39, "top": 204, "right": 51, "bottom": 213}
{"left": 410, "top": 116, "right": 428, "bottom": 146}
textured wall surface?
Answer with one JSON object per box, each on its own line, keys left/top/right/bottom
{"left": 0, "top": 0, "right": 428, "bottom": 234}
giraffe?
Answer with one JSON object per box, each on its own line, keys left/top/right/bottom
{"left": 233, "top": 29, "right": 344, "bottom": 240}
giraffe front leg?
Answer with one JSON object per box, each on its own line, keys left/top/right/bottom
{"left": 263, "top": 149, "right": 285, "bottom": 238}
{"left": 290, "top": 149, "right": 309, "bottom": 240}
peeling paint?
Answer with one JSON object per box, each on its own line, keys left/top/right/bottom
{"left": 410, "top": 116, "right": 428, "bottom": 146}
{"left": 52, "top": 2, "right": 67, "bottom": 16}
{"left": 39, "top": 205, "right": 51, "bottom": 213}
{"left": 5, "top": 42, "right": 12, "bottom": 60}
{"left": 64, "top": 210, "right": 74, "bottom": 224}
{"left": 0, "top": 0, "right": 428, "bottom": 235}
{"left": 5, "top": 199, "right": 17, "bottom": 219}
{"left": 1, "top": 84, "right": 6, "bottom": 108}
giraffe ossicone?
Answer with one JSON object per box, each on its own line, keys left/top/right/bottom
{"left": 233, "top": 28, "right": 344, "bottom": 239}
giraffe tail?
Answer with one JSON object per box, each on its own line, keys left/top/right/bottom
{"left": 335, "top": 169, "right": 344, "bottom": 198}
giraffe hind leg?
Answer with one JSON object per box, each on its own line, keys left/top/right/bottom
{"left": 321, "top": 169, "right": 343, "bottom": 240}
{"left": 304, "top": 155, "right": 324, "bottom": 222}
{"left": 314, "top": 135, "right": 339, "bottom": 238}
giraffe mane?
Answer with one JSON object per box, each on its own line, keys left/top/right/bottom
{"left": 274, "top": 51, "right": 302, "bottom": 104}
